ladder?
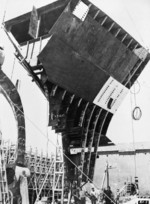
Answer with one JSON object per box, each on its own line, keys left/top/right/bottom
{"left": 0, "top": 134, "right": 12, "bottom": 204}
{"left": 52, "top": 136, "right": 64, "bottom": 204}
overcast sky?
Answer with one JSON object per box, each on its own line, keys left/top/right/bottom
{"left": 0, "top": 0, "right": 150, "bottom": 154}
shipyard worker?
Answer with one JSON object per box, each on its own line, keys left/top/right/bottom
{"left": 131, "top": 183, "right": 137, "bottom": 195}
{"left": 20, "top": 170, "right": 30, "bottom": 204}
{"left": 115, "top": 189, "right": 120, "bottom": 204}
{"left": 73, "top": 186, "right": 81, "bottom": 204}
{"left": 90, "top": 187, "right": 97, "bottom": 204}
{"left": 79, "top": 187, "right": 86, "bottom": 204}
{"left": 0, "top": 44, "right": 5, "bottom": 67}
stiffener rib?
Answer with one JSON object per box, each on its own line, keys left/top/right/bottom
{"left": 89, "top": 111, "right": 109, "bottom": 180}
{"left": 80, "top": 104, "right": 96, "bottom": 184}
{"left": 85, "top": 107, "right": 102, "bottom": 181}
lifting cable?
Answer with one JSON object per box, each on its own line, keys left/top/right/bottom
{"left": 1, "top": 0, "right": 9, "bottom": 25}
{"left": 10, "top": 57, "right": 16, "bottom": 80}
{"left": 1, "top": 0, "right": 16, "bottom": 81}
{"left": 122, "top": 0, "right": 146, "bottom": 47}
{"left": 131, "top": 82, "right": 142, "bottom": 121}
{"left": 0, "top": 85, "right": 116, "bottom": 204}
{"left": 129, "top": 77, "right": 138, "bottom": 180}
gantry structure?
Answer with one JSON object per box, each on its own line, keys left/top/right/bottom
{"left": 0, "top": 0, "right": 150, "bottom": 202}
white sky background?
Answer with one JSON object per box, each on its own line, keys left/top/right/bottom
{"left": 0, "top": 0, "right": 150, "bottom": 154}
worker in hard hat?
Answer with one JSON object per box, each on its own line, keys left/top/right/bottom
{"left": 90, "top": 187, "right": 98, "bottom": 204}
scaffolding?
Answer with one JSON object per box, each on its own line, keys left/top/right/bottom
{"left": 0, "top": 135, "right": 12, "bottom": 204}
{"left": 1, "top": 138, "right": 65, "bottom": 204}
{"left": 52, "top": 140, "right": 64, "bottom": 204}
{"left": 25, "top": 147, "right": 54, "bottom": 203}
